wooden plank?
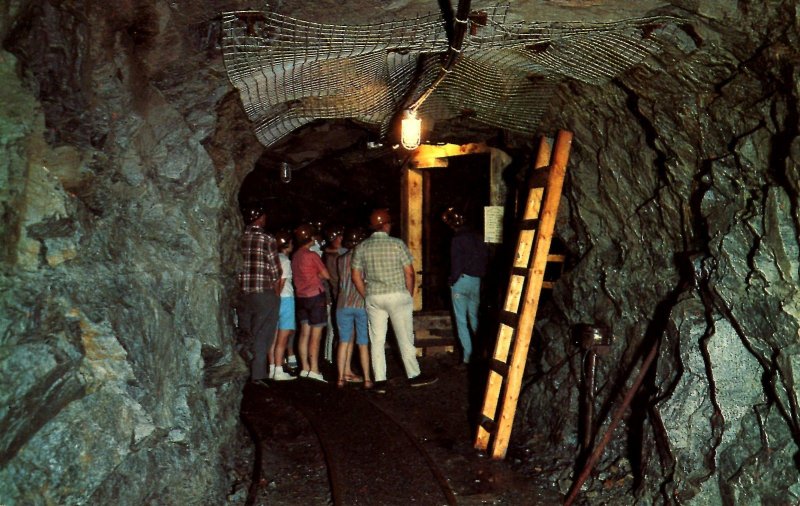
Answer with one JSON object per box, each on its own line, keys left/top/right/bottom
{"left": 514, "top": 230, "right": 535, "bottom": 269}
{"left": 547, "top": 254, "right": 566, "bottom": 263}
{"left": 410, "top": 142, "right": 490, "bottom": 169}
{"left": 490, "top": 130, "right": 572, "bottom": 459}
{"left": 403, "top": 169, "right": 424, "bottom": 310}
{"left": 475, "top": 322, "right": 518, "bottom": 447}
{"left": 504, "top": 275, "right": 525, "bottom": 314}
{"left": 534, "top": 136, "right": 552, "bottom": 170}
{"left": 523, "top": 187, "right": 544, "bottom": 220}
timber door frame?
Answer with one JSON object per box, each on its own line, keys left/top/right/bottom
{"left": 401, "top": 143, "right": 512, "bottom": 310}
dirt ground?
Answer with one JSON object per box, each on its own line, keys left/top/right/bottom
{"left": 240, "top": 351, "right": 565, "bottom": 505}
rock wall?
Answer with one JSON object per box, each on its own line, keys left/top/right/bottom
{"left": 2, "top": 0, "right": 799, "bottom": 504}
{"left": 1, "top": 1, "right": 262, "bottom": 504}
{"left": 523, "top": 1, "right": 800, "bottom": 502}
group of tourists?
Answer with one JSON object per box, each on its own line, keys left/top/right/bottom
{"left": 236, "top": 205, "right": 487, "bottom": 393}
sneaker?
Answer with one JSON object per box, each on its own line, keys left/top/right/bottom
{"left": 371, "top": 380, "right": 388, "bottom": 394}
{"left": 273, "top": 367, "right": 296, "bottom": 381}
{"left": 408, "top": 373, "right": 438, "bottom": 387}
{"left": 307, "top": 371, "right": 327, "bottom": 383}
{"left": 299, "top": 370, "right": 310, "bottom": 378}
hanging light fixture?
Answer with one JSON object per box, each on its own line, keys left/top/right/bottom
{"left": 279, "top": 161, "right": 292, "bottom": 183}
{"left": 398, "top": 0, "right": 471, "bottom": 151}
{"left": 400, "top": 110, "right": 422, "bottom": 150}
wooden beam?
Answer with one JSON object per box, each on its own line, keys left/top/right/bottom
{"left": 402, "top": 168, "right": 424, "bottom": 310}
{"left": 409, "top": 142, "right": 491, "bottom": 169}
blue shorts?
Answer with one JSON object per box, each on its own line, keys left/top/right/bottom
{"left": 336, "top": 307, "right": 369, "bottom": 345}
{"left": 278, "top": 296, "right": 295, "bottom": 331}
{"left": 296, "top": 293, "right": 327, "bottom": 327}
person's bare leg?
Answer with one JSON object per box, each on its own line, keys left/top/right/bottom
{"left": 268, "top": 331, "right": 277, "bottom": 366}
{"left": 274, "top": 329, "right": 292, "bottom": 369}
{"left": 357, "top": 344, "right": 371, "bottom": 384}
{"left": 309, "top": 326, "right": 324, "bottom": 373}
{"left": 285, "top": 331, "right": 297, "bottom": 368}
{"left": 336, "top": 339, "right": 349, "bottom": 385}
{"left": 298, "top": 323, "right": 311, "bottom": 373}
{"left": 344, "top": 338, "right": 358, "bottom": 379}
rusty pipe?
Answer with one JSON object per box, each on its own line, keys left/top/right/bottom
{"left": 564, "top": 338, "right": 661, "bottom": 506}
{"left": 581, "top": 350, "right": 597, "bottom": 450}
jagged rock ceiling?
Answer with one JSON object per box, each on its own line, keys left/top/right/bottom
{"left": 1, "top": 1, "right": 799, "bottom": 505}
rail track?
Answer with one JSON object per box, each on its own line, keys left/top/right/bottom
{"left": 245, "top": 378, "right": 457, "bottom": 505}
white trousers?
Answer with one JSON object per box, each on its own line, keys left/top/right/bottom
{"left": 365, "top": 291, "right": 420, "bottom": 381}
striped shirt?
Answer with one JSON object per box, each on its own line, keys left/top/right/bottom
{"left": 351, "top": 231, "right": 413, "bottom": 296}
{"left": 336, "top": 250, "right": 364, "bottom": 309}
{"left": 238, "top": 225, "right": 281, "bottom": 293}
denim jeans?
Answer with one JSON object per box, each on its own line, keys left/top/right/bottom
{"left": 336, "top": 307, "right": 369, "bottom": 345}
{"left": 451, "top": 274, "right": 481, "bottom": 363}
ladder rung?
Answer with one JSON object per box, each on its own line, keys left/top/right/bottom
{"left": 510, "top": 266, "right": 528, "bottom": 278}
{"left": 498, "top": 309, "right": 519, "bottom": 328}
{"left": 479, "top": 416, "right": 497, "bottom": 433}
{"left": 489, "top": 359, "right": 509, "bottom": 377}
{"left": 519, "top": 218, "right": 539, "bottom": 231}
{"left": 547, "top": 254, "right": 566, "bottom": 263}
{"left": 542, "top": 281, "right": 555, "bottom": 289}
{"left": 529, "top": 170, "right": 549, "bottom": 188}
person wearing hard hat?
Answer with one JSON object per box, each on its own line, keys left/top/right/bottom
{"left": 237, "top": 205, "right": 282, "bottom": 387}
{"left": 268, "top": 230, "right": 298, "bottom": 381}
{"left": 351, "top": 209, "right": 437, "bottom": 393}
{"left": 442, "top": 207, "right": 488, "bottom": 366}
{"left": 335, "top": 227, "right": 372, "bottom": 389}
{"left": 292, "top": 223, "right": 332, "bottom": 382}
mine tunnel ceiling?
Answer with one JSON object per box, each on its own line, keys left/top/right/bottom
{"left": 222, "top": 2, "right": 687, "bottom": 148}
{"left": 232, "top": 0, "right": 691, "bottom": 219}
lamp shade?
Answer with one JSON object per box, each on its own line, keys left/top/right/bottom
{"left": 401, "top": 110, "right": 421, "bottom": 150}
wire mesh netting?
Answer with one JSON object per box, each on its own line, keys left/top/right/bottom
{"left": 221, "top": 4, "right": 685, "bottom": 147}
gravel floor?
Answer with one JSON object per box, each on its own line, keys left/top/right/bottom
{"left": 241, "top": 352, "right": 564, "bottom": 505}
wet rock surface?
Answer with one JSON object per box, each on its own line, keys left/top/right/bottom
{"left": 1, "top": 0, "right": 799, "bottom": 504}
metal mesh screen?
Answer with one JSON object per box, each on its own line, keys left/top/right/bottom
{"left": 221, "top": 4, "right": 684, "bottom": 147}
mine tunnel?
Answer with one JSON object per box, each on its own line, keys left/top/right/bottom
{"left": 2, "top": 1, "right": 800, "bottom": 505}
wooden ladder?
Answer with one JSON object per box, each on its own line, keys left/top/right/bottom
{"left": 474, "top": 130, "right": 573, "bottom": 459}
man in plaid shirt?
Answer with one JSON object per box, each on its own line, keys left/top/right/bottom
{"left": 352, "top": 209, "right": 437, "bottom": 392}
{"left": 237, "top": 205, "right": 282, "bottom": 385}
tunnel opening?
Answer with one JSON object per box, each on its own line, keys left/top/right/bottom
{"left": 423, "top": 153, "right": 491, "bottom": 311}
